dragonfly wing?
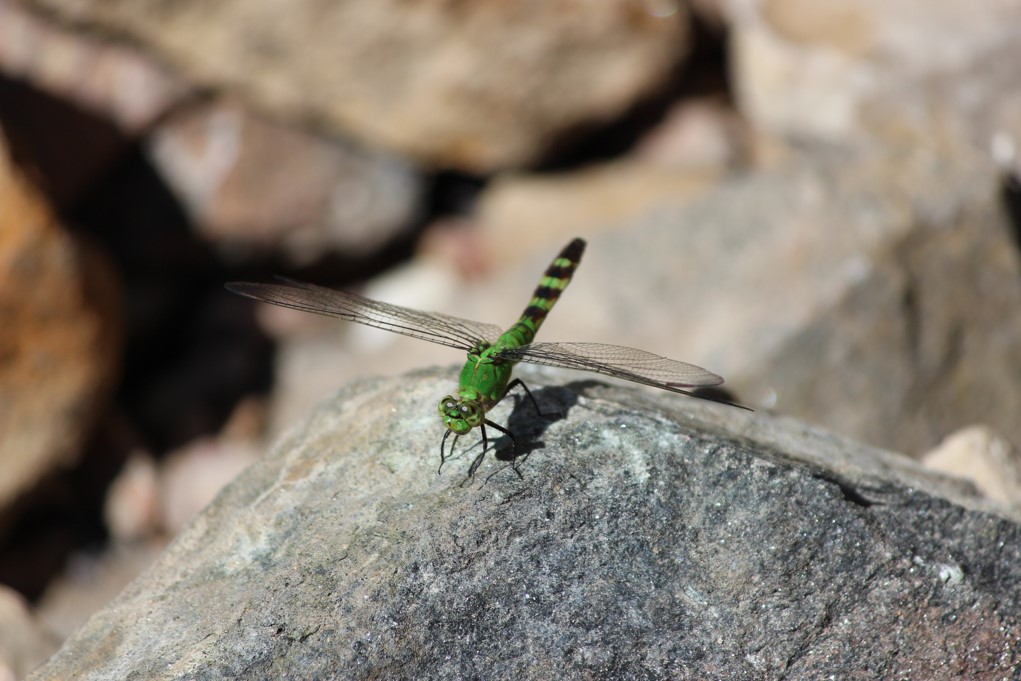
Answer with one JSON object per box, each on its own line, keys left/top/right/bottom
{"left": 499, "top": 341, "right": 725, "bottom": 392}
{"left": 226, "top": 278, "right": 504, "bottom": 351}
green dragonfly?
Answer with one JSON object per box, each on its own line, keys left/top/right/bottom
{"left": 227, "top": 238, "right": 744, "bottom": 477}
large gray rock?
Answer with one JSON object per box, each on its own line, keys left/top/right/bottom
{"left": 29, "top": 368, "right": 1021, "bottom": 679}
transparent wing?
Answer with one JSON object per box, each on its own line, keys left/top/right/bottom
{"left": 499, "top": 341, "right": 724, "bottom": 392}
{"left": 226, "top": 278, "right": 504, "bottom": 351}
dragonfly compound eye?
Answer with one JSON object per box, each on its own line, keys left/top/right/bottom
{"left": 438, "top": 396, "right": 458, "bottom": 415}
{"left": 455, "top": 401, "right": 482, "bottom": 426}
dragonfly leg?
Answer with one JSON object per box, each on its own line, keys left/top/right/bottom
{"left": 477, "top": 418, "right": 524, "bottom": 481}
{"left": 439, "top": 429, "right": 460, "bottom": 475}
{"left": 450, "top": 418, "right": 524, "bottom": 481}
{"left": 463, "top": 422, "right": 493, "bottom": 482}
{"left": 502, "top": 378, "right": 557, "bottom": 418}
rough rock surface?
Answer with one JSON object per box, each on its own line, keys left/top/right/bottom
{"left": 30, "top": 368, "right": 1021, "bottom": 679}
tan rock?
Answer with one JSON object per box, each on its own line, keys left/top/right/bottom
{"left": 0, "top": 585, "right": 59, "bottom": 680}
{"left": 104, "top": 453, "right": 161, "bottom": 543}
{"left": 0, "top": 2, "right": 186, "bottom": 132}
{"left": 147, "top": 100, "right": 422, "bottom": 264}
{"left": 730, "top": 0, "right": 1021, "bottom": 144}
{"left": 923, "top": 426, "right": 1021, "bottom": 508}
{"left": 0, "top": 127, "right": 121, "bottom": 527}
{"left": 477, "top": 162, "right": 721, "bottom": 264}
{"left": 632, "top": 99, "right": 750, "bottom": 171}
{"left": 159, "top": 439, "right": 259, "bottom": 535}
{"left": 28, "top": 0, "right": 691, "bottom": 171}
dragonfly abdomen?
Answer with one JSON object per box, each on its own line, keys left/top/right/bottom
{"left": 498, "top": 238, "right": 586, "bottom": 348}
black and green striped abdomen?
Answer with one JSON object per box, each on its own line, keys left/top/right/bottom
{"left": 497, "top": 238, "right": 586, "bottom": 349}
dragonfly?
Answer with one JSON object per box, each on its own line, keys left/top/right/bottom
{"left": 226, "top": 238, "right": 745, "bottom": 478}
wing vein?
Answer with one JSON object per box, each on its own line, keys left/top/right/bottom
{"left": 226, "top": 280, "right": 503, "bottom": 351}
{"left": 499, "top": 342, "right": 724, "bottom": 392}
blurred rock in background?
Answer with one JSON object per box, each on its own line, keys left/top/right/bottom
{"left": 148, "top": 100, "right": 423, "bottom": 266}
{"left": 0, "top": 0, "right": 1019, "bottom": 666}
{"left": 923, "top": 425, "right": 1021, "bottom": 509}
{"left": 0, "top": 128, "right": 121, "bottom": 535}
{"left": 0, "top": 585, "right": 59, "bottom": 679}
{"left": 25, "top": 0, "right": 694, "bottom": 171}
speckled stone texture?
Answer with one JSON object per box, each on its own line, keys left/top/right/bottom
{"left": 29, "top": 368, "right": 1021, "bottom": 679}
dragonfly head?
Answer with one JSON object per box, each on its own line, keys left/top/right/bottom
{"left": 438, "top": 395, "right": 483, "bottom": 435}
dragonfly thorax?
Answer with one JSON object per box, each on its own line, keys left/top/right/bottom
{"left": 438, "top": 395, "right": 485, "bottom": 435}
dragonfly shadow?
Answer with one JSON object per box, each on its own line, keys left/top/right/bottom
{"left": 454, "top": 376, "right": 746, "bottom": 484}
{"left": 480, "top": 382, "right": 581, "bottom": 479}
{"left": 495, "top": 376, "right": 747, "bottom": 469}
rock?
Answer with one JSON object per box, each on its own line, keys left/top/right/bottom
{"left": 698, "top": 154, "right": 1021, "bottom": 457}
{"left": 0, "top": 5, "right": 422, "bottom": 261}
{"left": 0, "top": 127, "right": 121, "bottom": 529}
{"left": 0, "top": 2, "right": 187, "bottom": 207}
{"left": 456, "top": 0, "right": 1021, "bottom": 461}
{"left": 27, "top": 0, "right": 691, "bottom": 171}
{"left": 104, "top": 395, "right": 262, "bottom": 543}
{"left": 632, "top": 98, "right": 750, "bottom": 170}
{"left": 148, "top": 100, "right": 423, "bottom": 264}
{"left": 0, "top": 2, "right": 186, "bottom": 133}
{"left": 729, "top": 0, "right": 1021, "bottom": 145}
{"left": 476, "top": 162, "right": 722, "bottom": 264}
{"left": 104, "top": 453, "right": 161, "bottom": 543}
{"left": 35, "top": 541, "right": 167, "bottom": 643}
{"left": 158, "top": 438, "right": 260, "bottom": 536}
{"left": 461, "top": 147, "right": 1007, "bottom": 458}
{"left": 923, "top": 426, "right": 1021, "bottom": 509}
{"left": 0, "top": 585, "right": 60, "bottom": 680}
{"left": 27, "top": 369, "right": 1021, "bottom": 679}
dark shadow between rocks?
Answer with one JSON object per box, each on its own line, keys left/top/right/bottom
{"left": 1002, "top": 169, "right": 1021, "bottom": 253}
{"left": 535, "top": 10, "right": 732, "bottom": 170}
{"left": 72, "top": 148, "right": 278, "bottom": 453}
